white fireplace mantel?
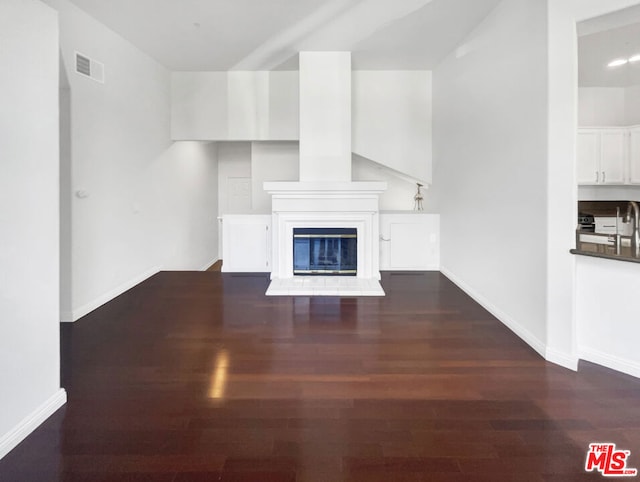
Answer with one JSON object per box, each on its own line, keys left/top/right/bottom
{"left": 264, "top": 181, "right": 387, "bottom": 195}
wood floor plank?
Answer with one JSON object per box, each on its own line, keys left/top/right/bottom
{"left": 1, "top": 271, "right": 639, "bottom": 481}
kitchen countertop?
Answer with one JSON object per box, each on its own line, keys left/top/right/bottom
{"left": 572, "top": 229, "right": 640, "bottom": 263}
{"left": 571, "top": 248, "right": 640, "bottom": 264}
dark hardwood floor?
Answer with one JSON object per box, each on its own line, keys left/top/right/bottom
{"left": 1, "top": 271, "right": 639, "bottom": 481}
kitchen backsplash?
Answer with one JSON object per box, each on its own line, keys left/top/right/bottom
{"left": 579, "top": 200, "right": 631, "bottom": 217}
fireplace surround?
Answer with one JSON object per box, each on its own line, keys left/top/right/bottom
{"left": 264, "top": 181, "right": 386, "bottom": 296}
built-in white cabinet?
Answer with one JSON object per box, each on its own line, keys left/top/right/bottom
{"left": 577, "top": 128, "right": 626, "bottom": 185}
{"left": 221, "top": 212, "right": 440, "bottom": 273}
{"left": 221, "top": 215, "right": 271, "bottom": 272}
{"left": 599, "top": 130, "right": 626, "bottom": 184}
{"left": 379, "top": 213, "right": 439, "bottom": 270}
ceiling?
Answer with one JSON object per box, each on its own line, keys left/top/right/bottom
{"left": 578, "top": 5, "right": 640, "bottom": 88}
{"left": 67, "top": 0, "right": 501, "bottom": 71}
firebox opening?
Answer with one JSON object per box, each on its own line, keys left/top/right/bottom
{"left": 293, "top": 228, "right": 357, "bottom": 276}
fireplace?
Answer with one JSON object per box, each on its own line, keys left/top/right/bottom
{"left": 263, "top": 181, "right": 386, "bottom": 296}
{"left": 293, "top": 228, "right": 357, "bottom": 276}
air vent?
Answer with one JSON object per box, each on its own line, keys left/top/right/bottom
{"left": 75, "top": 52, "right": 105, "bottom": 83}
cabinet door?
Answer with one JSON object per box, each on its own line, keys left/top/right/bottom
{"left": 630, "top": 128, "right": 640, "bottom": 184}
{"left": 222, "top": 216, "right": 271, "bottom": 272}
{"left": 599, "top": 130, "right": 626, "bottom": 184}
{"left": 577, "top": 130, "right": 600, "bottom": 185}
{"left": 389, "top": 223, "right": 431, "bottom": 269}
{"left": 379, "top": 214, "right": 440, "bottom": 270}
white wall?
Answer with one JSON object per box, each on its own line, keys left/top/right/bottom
{"left": 578, "top": 86, "right": 640, "bottom": 126}
{"left": 579, "top": 185, "right": 640, "bottom": 201}
{"left": 216, "top": 140, "right": 431, "bottom": 216}
{"left": 217, "top": 140, "right": 429, "bottom": 215}
{"left": 251, "top": 142, "right": 299, "bottom": 213}
{"left": 217, "top": 142, "right": 253, "bottom": 216}
{"left": 147, "top": 141, "right": 218, "bottom": 271}
{"left": 578, "top": 87, "right": 626, "bottom": 126}
{"left": 352, "top": 155, "right": 435, "bottom": 212}
{"left": 60, "top": 84, "right": 73, "bottom": 317}
{"left": 171, "top": 72, "right": 228, "bottom": 140}
{"left": 45, "top": 0, "right": 219, "bottom": 321}
{"left": 0, "top": 0, "right": 66, "bottom": 459}
{"left": 626, "top": 85, "right": 640, "bottom": 125}
{"left": 353, "top": 71, "right": 432, "bottom": 184}
{"left": 217, "top": 141, "right": 299, "bottom": 217}
{"left": 433, "top": 0, "right": 549, "bottom": 354}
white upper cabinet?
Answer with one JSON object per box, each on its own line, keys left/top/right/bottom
{"left": 629, "top": 127, "right": 640, "bottom": 184}
{"left": 577, "top": 127, "right": 628, "bottom": 185}
{"left": 599, "top": 129, "right": 626, "bottom": 184}
{"left": 577, "top": 130, "right": 600, "bottom": 184}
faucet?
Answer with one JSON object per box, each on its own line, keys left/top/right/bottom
{"left": 626, "top": 201, "right": 640, "bottom": 258}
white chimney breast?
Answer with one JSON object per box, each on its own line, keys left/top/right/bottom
{"left": 299, "top": 52, "right": 352, "bottom": 182}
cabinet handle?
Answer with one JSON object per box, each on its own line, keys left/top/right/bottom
{"left": 602, "top": 171, "right": 606, "bottom": 183}
{"left": 596, "top": 171, "right": 599, "bottom": 183}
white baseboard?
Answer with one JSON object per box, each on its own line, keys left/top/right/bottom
{"left": 580, "top": 347, "right": 640, "bottom": 379}
{"left": 200, "top": 257, "right": 220, "bottom": 271}
{"left": 546, "top": 347, "right": 579, "bottom": 371}
{"left": 59, "top": 311, "right": 73, "bottom": 322}
{"left": 440, "top": 266, "right": 547, "bottom": 359}
{"left": 0, "top": 389, "right": 67, "bottom": 460}
{"left": 60, "top": 266, "right": 161, "bottom": 322}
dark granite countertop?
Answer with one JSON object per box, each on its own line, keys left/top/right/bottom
{"left": 570, "top": 249, "right": 640, "bottom": 264}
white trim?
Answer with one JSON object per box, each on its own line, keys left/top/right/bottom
{"left": 0, "top": 389, "right": 67, "bottom": 460}
{"left": 440, "top": 266, "right": 546, "bottom": 359}
{"left": 60, "top": 266, "right": 161, "bottom": 322}
{"left": 59, "top": 310, "right": 73, "bottom": 322}
{"left": 545, "top": 347, "right": 579, "bottom": 371}
{"left": 200, "top": 258, "right": 220, "bottom": 271}
{"left": 580, "top": 347, "right": 640, "bottom": 379}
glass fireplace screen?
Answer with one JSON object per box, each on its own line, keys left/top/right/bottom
{"left": 293, "top": 228, "right": 357, "bottom": 275}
